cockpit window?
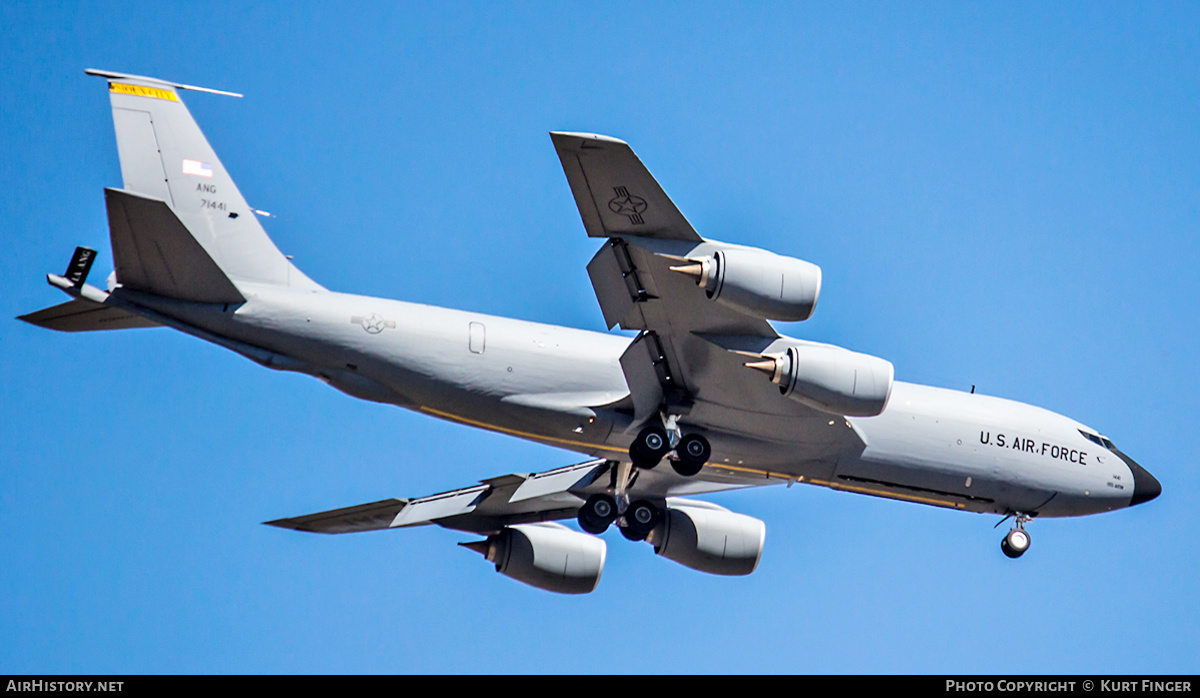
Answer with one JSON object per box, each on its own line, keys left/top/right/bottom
{"left": 1079, "top": 429, "right": 1117, "bottom": 452}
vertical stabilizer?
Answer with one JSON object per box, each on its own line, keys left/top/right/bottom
{"left": 89, "top": 69, "right": 322, "bottom": 292}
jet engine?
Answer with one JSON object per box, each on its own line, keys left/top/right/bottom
{"left": 462, "top": 522, "right": 606, "bottom": 594}
{"left": 745, "top": 342, "right": 894, "bottom": 417}
{"left": 670, "top": 248, "right": 822, "bottom": 322}
{"left": 645, "top": 499, "right": 765, "bottom": 576}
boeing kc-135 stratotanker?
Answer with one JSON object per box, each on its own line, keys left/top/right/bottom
{"left": 20, "top": 70, "right": 1160, "bottom": 593}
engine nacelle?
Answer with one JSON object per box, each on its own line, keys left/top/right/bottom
{"left": 746, "top": 342, "right": 894, "bottom": 417}
{"left": 672, "top": 248, "right": 822, "bottom": 322}
{"left": 645, "top": 499, "right": 765, "bottom": 576}
{"left": 465, "top": 522, "right": 606, "bottom": 594}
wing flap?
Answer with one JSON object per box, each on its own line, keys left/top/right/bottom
{"left": 508, "top": 461, "right": 607, "bottom": 504}
{"left": 586, "top": 241, "right": 641, "bottom": 330}
{"left": 619, "top": 332, "right": 670, "bottom": 425}
{"left": 389, "top": 486, "right": 489, "bottom": 527}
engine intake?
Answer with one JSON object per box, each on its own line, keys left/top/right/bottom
{"left": 463, "top": 522, "right": 606, "bottom": 594}
{"left": 671, "top": 248, "right": 821, "bottom": 322}
{"left": 744, "top": 343, "right": 897, "bottom": 414}
{"left": 745, "top": 343, "right": 894, "bottom": 417}
{"left": 645, "top": 499, "right": 765, "bottom": 576}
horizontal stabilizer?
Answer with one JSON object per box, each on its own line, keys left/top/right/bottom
{"left": 18, "top": 298, "right": 159, "bottom": 332}
{"left": 106, "top": 188, "right": 245, "bottom": 303}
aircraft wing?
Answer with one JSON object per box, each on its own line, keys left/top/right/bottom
{"left": 265, "top": 458, "right": 767, "bottom": 535}
{"left": 551, "top": 132, "right": 703, "bottom": 242}
{"left": 551, "top": 133, "right": 776, "bottom": 336}
{"left": 552, "top": 133, "right": 837, "bottom": 430}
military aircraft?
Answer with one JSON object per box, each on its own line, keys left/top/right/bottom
{"left": 20, "top": 70, "right": 1161, "bottom": 594}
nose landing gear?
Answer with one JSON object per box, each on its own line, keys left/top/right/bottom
{"left": 1000, "top": 514, "right": 1032, "bottom": 558}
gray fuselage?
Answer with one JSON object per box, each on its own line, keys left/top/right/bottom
{"left": 120, "top": 281, "right": 1155, "bottom": 520}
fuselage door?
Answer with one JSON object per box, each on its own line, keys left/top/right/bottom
{"left": 469, "top": 321, "right": 486, "bottom": 354}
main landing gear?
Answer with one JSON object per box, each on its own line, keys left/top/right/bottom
{"left": 576, "top": 420, "right": 711, "bottom": 538}
{"left": 619, "top": 500, "right": 661, "bottom": 542}
{"left": 1000, "top": 514, "right": 1032, "bottom": 559}
{"left": 578, "top": 493, "right": 618, "bottom": 535}
{"left": 576, "top": 493, "right": 661, "bottom": 541}
{"left": 628, "top": 423, "right": 711, "bottom": 477}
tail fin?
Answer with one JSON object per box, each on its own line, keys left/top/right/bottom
{"left": 88, "top": 69, "right": 322, "bottom": 293}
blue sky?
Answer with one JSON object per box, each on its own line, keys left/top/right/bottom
{"left": 2, "top": 2, "right": 1197, "bottom": 673}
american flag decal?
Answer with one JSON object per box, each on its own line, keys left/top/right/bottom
{"left": 182, "top": 159, "right": 213, "bottom": 178}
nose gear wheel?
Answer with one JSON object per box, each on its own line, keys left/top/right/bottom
{"left": 1000, "top": 514, "right": 1032, "bottom": 558}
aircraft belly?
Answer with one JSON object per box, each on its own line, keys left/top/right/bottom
{"left": 116, "top": 284, "right": 634, "bottom": 455}
{"left": 235, "top": 287, "right": 632, "bottom": 454}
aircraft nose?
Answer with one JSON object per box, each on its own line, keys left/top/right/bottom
{"left": 1119, "top": 451, "right": 1162, "bottom": 507}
